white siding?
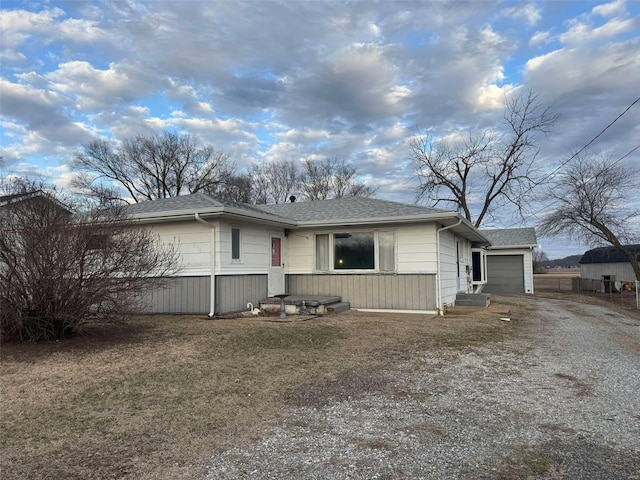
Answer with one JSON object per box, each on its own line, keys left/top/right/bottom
{"left": 146, "top": 219, "right": 282, "bottom": 276}
{"left": 397, "top": 223, "right": 438, "bottom": 273}
{"left": 217, "top": 221, "right": 277, "bottom": 274}
{"left": 581, "top": 263, "right": 636, "bottom": 283}
{"left": 286, "top": 230, "right": 315, "bottom": 273}
{"left": 486, "top": 249, "right": 534, "bottom": 294}
{"left": 439, "top": 230, "right": 458, "bottom": 306}
{"left": 147, "top": 221, "right": 214, "bottom": 276}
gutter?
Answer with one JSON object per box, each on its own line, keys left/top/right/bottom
{"left": 194, "top": 213, "right": 216, "bottom": 317}
{"left": 436, "top": 218, "right": 463, "bottom": 316}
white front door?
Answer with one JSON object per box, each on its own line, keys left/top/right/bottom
{"left": 268, "top": 235, "right": 285, "bottom": 296}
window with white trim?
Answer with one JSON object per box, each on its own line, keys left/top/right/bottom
{"left": 315, "top": 230, "right": 395, "bottom": 272}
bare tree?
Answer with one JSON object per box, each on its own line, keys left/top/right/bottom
{"left": 301, "top": 157, "right": 376, "bottom": 201}
{"left": 73, "top": 130, "right": 233, "bottom": 204}
{"left": 411, "top": 90, "right": 557, "bottom": 227}
{"left": 538, "top": 152, "right": 640, "bottom": 281}
{"left": 0, "top": 191, "right": 180, "bottom": 341}
{"left": 249, "top": 159, "right": 299, "bottom": 204}
{"left": 300, "top": 158, "right": 333, "bottom": 200}
{"left": 532, "top": 249, "right": 549, "bottom": 273}
{"left": 204, "top": 174, "right": 253, "bottom": 204}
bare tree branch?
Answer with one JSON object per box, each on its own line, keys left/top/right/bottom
{"left": 73, "top": 130, "right": 233, "bottom": 204}
{"left": 411, "top": 90, "right": 557, "bottom": 227}
{"left": 538, "top": 152, "right": 640, "bottom": 280}
{"left": 0, "top": 191, "right": 181, "bottom": 341}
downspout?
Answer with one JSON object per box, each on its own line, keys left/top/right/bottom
{"left": 195, "top": 213, "right": 216, "bottom": 317}
{"left": 436, "top": 219, "right": 463, "bottom": 316}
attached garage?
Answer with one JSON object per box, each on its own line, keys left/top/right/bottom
{"left": 480, "top": 228, "right": 537, "bottom": 295}
{"left": 484, "top": 255, "right": 525, "bottom": 293}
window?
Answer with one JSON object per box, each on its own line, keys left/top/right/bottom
{"left": 316, "top": 234, "right": 329, "bottom": 271}
{"left": 334, "top": 232, "right": 374, "bottom": 269}
{"left": 315, "top": 231, "right": 395, "bottom": 272}
{"left": 87, "top": 234, "right": 108, "bottom": 250}
{"left": 231, "top": 227, "right": 240, "bottom": 261}
{"left": 378, "top": 231, "right": 395, "bottom": 271}
{"left": 271, "top": 237, "right": 281, "bottom": 267}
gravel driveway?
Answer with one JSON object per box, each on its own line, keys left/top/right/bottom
{"left": 206, "top": 297, "right": 640, "bottom": 479}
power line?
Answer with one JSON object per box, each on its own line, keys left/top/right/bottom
{"left": 503, "top": 141, "right": 640, "bottom": 229}
{"left": 535, "top": 95, "right": 640, "bottom": 187}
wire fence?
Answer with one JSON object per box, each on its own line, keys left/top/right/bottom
{"left": 571, "top": 277, "right": 639, "bottom": 310}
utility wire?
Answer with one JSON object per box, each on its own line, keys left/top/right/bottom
{"left": 535, "top": 95, "right": 640, "bottom": 187}
{"left": 494, "top": 96, "right": 640, "bottom": 229}
{"left": 503, "top": 141, "right": 640, "bottom": 229}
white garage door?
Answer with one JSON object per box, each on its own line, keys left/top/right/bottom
{"left": 484, "top": 255, "right": 525, "bottom": 293}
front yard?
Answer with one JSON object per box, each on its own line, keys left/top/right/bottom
{"left": 0, "top": 304, "right": 520, "bottom": 480}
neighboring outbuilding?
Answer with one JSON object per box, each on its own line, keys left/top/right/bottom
{"left": 479, "top": 228, "right": 538, "bottom": 294}
{"left": 579, "top": 245, "right": 640, "bottom": 284}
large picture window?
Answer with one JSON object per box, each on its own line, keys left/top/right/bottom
{"left": 334, "top": 232, "right": 374, "bottom": 269}
{"left": 315, "top": 230, "right": 395, "bottom": 272}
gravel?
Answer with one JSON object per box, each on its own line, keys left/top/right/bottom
{"left": 206, "top": 297, "right": 640, "bottom": 479}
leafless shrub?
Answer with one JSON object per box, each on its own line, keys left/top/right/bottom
{"left": 0, "top": 194, "right": 180, "bottom": 342}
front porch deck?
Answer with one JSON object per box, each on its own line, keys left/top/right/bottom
{"left": 259, "top": 295, "right": 348, "bottom": 315}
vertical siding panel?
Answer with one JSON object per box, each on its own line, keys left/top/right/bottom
{"left": 164, "top": 281, "right": 172, "bottom": 312}
{"left": 268, "top": 274, "right": 437, "bottom": 312}
{"left": 399, "top": 275, "right": 407, "bottom": 309}
{"left": 364, "top": 276, "right": 372, "bottom": 308}
{"left": 384, "top": 276, "right": 393, "bottom": 309}
{"left": 410, "top": 275, "right": 420, "bottom": 310}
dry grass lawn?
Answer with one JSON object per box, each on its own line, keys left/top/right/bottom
{"left": 0, "top": 301, "right": 525, "bottom": 480}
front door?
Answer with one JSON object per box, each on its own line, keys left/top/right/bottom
{"left": 268, "top": 235, "right": 285, "bottom": 296}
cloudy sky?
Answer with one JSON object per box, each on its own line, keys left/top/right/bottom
{"left": 1, "top": 0, "right": 639, "bottom": 258}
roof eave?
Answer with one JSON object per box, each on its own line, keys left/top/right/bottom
{"left": 294, "top": 212, "right": 457, "bottom": 228}
{"left": 488, "top": 244, "right": 538, "bottom": 250}
{"left": 129, "top": 206, "right": 296, "bottom": 227}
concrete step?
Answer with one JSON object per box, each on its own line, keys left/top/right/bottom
{"left": 327, "top": 302, "right": 350, "bottom": 314}
{"left": 455, "top": 293, "right": 491, "bottom": 307}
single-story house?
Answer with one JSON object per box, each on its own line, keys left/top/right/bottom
{"left": 124, "top": 193, "right": 507, "bottom": 315}
{"left": 124, "top": 194, "right": 540, "bottom": 315}
{"left": 479, "top": 228, "right": 538, "bottom": 294}
{"left": 579, "top": 245, "right": 640, "bottom": 284}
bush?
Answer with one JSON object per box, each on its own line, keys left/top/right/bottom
{"left": 0, "top": 194, "right": 179, "bottom": 341}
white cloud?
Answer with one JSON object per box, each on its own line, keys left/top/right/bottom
{"left": 592, "top": 0, "right": 626, "bottom": 18}
{"left": 0, "top": 7, "right": 107, "bottom": 64}
{"left": 530, "top": 31, "right": 551, "bottom": 46}
{"left": 561, "top": 17, "right": 637, "bottom": 44}
{"left": 500, "top": 4, "right": 541, "bottom": 27}
{"left": 45, "top": 61, "right": 159, "bottom": 111}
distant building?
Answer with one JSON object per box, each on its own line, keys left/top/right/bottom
{"left": 579, "top": 245, "right": 640, "bottom": 283}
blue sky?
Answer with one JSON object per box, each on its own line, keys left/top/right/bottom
{"left": 1, "top": 0, "right": 639, "bottom": 259}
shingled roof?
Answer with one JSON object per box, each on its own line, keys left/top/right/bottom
{"left": 123, "top": 192, "right": 287, "bottom": 219}
{"left": 579, "top": 245, "right": 640, "bottom": 264}
{"left": 254, "top": 196, "right": 447, "bottom": 224}
{"left": 480, "top": 227, "right": 537, "bottom": 248}
{"left": 122, "top": 194, "right": 491, "bottom": 244}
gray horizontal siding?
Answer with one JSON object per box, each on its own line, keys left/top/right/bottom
{"left": 215, "top": 274, "right": 268, "bottom": 314}
{"left": 286, "top": 274, "right": 436, "bottom": 311}
{"left": 141, "top": 274, "right": 267, "bottom": 314}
